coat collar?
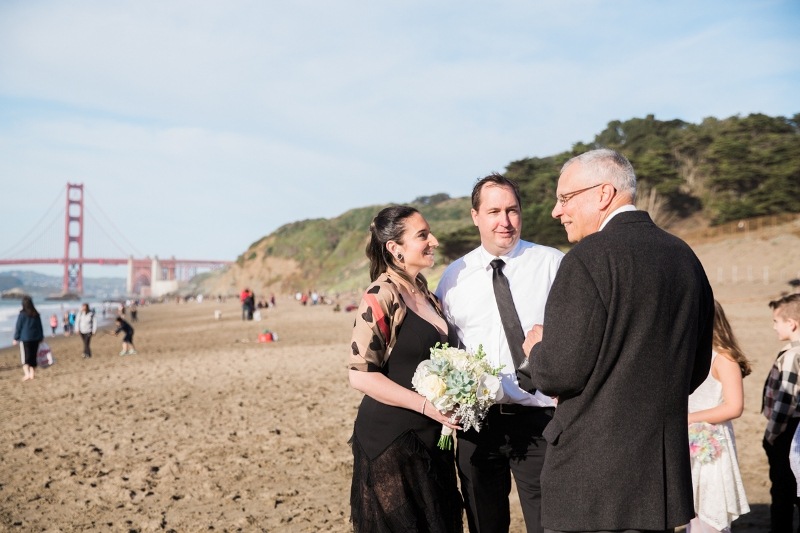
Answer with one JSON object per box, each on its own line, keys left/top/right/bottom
{"left": 602, "top": 209, "right": 653, "bottom": 230}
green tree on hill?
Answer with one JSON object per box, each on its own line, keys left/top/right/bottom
{"left": 220, "top": 112, "right": 800, "bottom": 291}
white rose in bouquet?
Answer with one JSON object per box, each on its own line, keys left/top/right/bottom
{"left": 412, "top": 343, "right": 503, "bottom": 450}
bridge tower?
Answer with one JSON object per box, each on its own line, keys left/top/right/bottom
{"left": 62, "top": 183, "right": 84, "bottom": 295}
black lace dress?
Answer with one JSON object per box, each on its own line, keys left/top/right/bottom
{"left": 350, "top": 309, "right": 463, "bottom": 532}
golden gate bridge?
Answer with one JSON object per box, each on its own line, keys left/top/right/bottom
{"left": 0, "top": 183, "right": 232, "bottom": 297}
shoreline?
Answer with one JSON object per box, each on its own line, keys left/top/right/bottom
{"left": 0, "top": 300, "right": 121, "bottom": 350}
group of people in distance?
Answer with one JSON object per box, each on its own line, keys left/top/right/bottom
{"left": 14, "top": 296, "right": 138, "bottom": 381}
{"left": 347, "top": 148, "right": 800, "bottom": 533}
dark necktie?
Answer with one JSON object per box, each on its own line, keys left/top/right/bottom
{"left": 490, "top": 258, "right": 535, "bottom": 392}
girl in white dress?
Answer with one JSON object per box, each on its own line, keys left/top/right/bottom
{"left": 687, "top": 300, "right": 751, "bottom": 533}
{"left": 791, "top": 423, "right": 800, "bottom": 497}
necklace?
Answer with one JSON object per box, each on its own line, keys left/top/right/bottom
{"left": 388, "top": 271, "right": 417, "bottom": 294}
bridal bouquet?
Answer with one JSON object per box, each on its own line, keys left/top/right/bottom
{"left": 412, "top": 343, "right": 504, "bottom": 450}
{"left": 688, "top": 422, "right": 725, "bottom": 464}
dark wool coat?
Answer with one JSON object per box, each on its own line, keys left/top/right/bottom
{"left": 14, "top": 312, "right": 44, "bottom": 343}
{"left": 530, "top": 210, "right": 714, "bottom": 531}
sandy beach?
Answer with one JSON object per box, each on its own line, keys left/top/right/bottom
{"left": 2, "top": 222, "right": 799, "bottom": 531}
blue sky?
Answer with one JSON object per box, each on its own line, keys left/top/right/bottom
{"left": 0, "top": 0, "right": 798, "bottom": 278}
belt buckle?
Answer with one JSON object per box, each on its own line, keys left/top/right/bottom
{"left": 499, "top": 404, "right": 516, "bottom": 415}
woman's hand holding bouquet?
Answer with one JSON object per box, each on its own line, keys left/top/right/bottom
{"left": 412, "top": 343, "right": 504, "bottom": 450}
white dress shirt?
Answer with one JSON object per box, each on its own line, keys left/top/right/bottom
{"left": 599, "top": 204, "right": 637, "bottom": 231}
{"left": 436, "top": 240, "right": 563, "bottom": 407}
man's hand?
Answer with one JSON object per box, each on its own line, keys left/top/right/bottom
{"left": 523, "top": 324, "right": 543, "bottom": 356}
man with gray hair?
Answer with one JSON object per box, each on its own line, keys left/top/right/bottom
{"left": 523, "top": 149, "right": 714, "bottom": 532}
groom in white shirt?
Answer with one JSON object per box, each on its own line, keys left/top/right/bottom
{"left": 436, "top": 173, "right": 563, "bottom": 533}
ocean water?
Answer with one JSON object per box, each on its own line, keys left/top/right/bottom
{"left": 0, "top": 299, "right": 112, "bottom": 349}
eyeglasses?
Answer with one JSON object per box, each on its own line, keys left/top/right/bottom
{"left": 556, "top": 183, "right": 603, "bottom": 206}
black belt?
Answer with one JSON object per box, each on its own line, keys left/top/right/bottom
{"left": 492, "top": 404, "right": 555, "bottom": 416}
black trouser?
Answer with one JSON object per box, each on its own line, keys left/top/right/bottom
{"left": 545, "top": 529, "right": 672, "bottom": 533}
{"left": 457, "top": 405, "right": 553, "bottom": 533}
{"left": 764, "top": 417, "right": 800, "bottom": 533}
{"left": 22, "top": 341, "right": 39, "bottom": 367}
{"left": 80, "top": 332, "right": 93, "bottom": 357}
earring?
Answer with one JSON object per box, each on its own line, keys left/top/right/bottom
{"left": 397, "top": 253, "right": 404, "bottom": 263}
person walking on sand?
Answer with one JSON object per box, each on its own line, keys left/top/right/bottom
{"left": 76, "top": 303, "right": 97, "bottom": 359}
{"left": 114, "top": 316, "right": 137, "bottom": 356}
{"left": 240, "top": 288, "right": 251, "bottom": 320}
{"left": 49, "top": 313, "right": 58, "bottom": 337}
{"left": 13, "top": 295, "right": 45, "bottom": 382}
{"left": 245, "top": 290, "right": 256, "bottom": 320}
{"left": 523, "top": 149, "right": 714, "bottom": 532}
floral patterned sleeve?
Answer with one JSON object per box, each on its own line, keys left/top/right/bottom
{"left": 348, "top": 276, "right": 405, "bottom": 372}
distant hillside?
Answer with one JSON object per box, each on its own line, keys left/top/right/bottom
{"left": 0, "top": 270, "right": 126, "bottom": 299}
{"left": 0, "top": 273, "right": 23, "bottom": 292}
{"left": 197, "top": 195, "right": 473, "bottom": 297}
{"left": 197, "top": 112, "right": 800, "bottom": 297}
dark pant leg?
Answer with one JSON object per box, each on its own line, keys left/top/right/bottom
{"left": 457, "top": 425, "right": 512, "bottom": 533}
{"left": 81, "top": 332, "right": 92, "bottom": 356}
{"left": 545, "top": 529, "right": 674, "bottom": 533}
{"left": 22, "top": 341, "right": 38, "bottom": 367}
{"left": 508, "top": 410, "right": 551, "bottom": 533}
{"left": 457, "top": 406, "right": 551, "bottom": 533}
{"left": 764, "top": 417, "right": 800, "bottom": 533}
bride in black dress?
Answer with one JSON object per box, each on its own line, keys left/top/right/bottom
{"left": 348, "top": 205, "right": 463, "bottom": 532}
